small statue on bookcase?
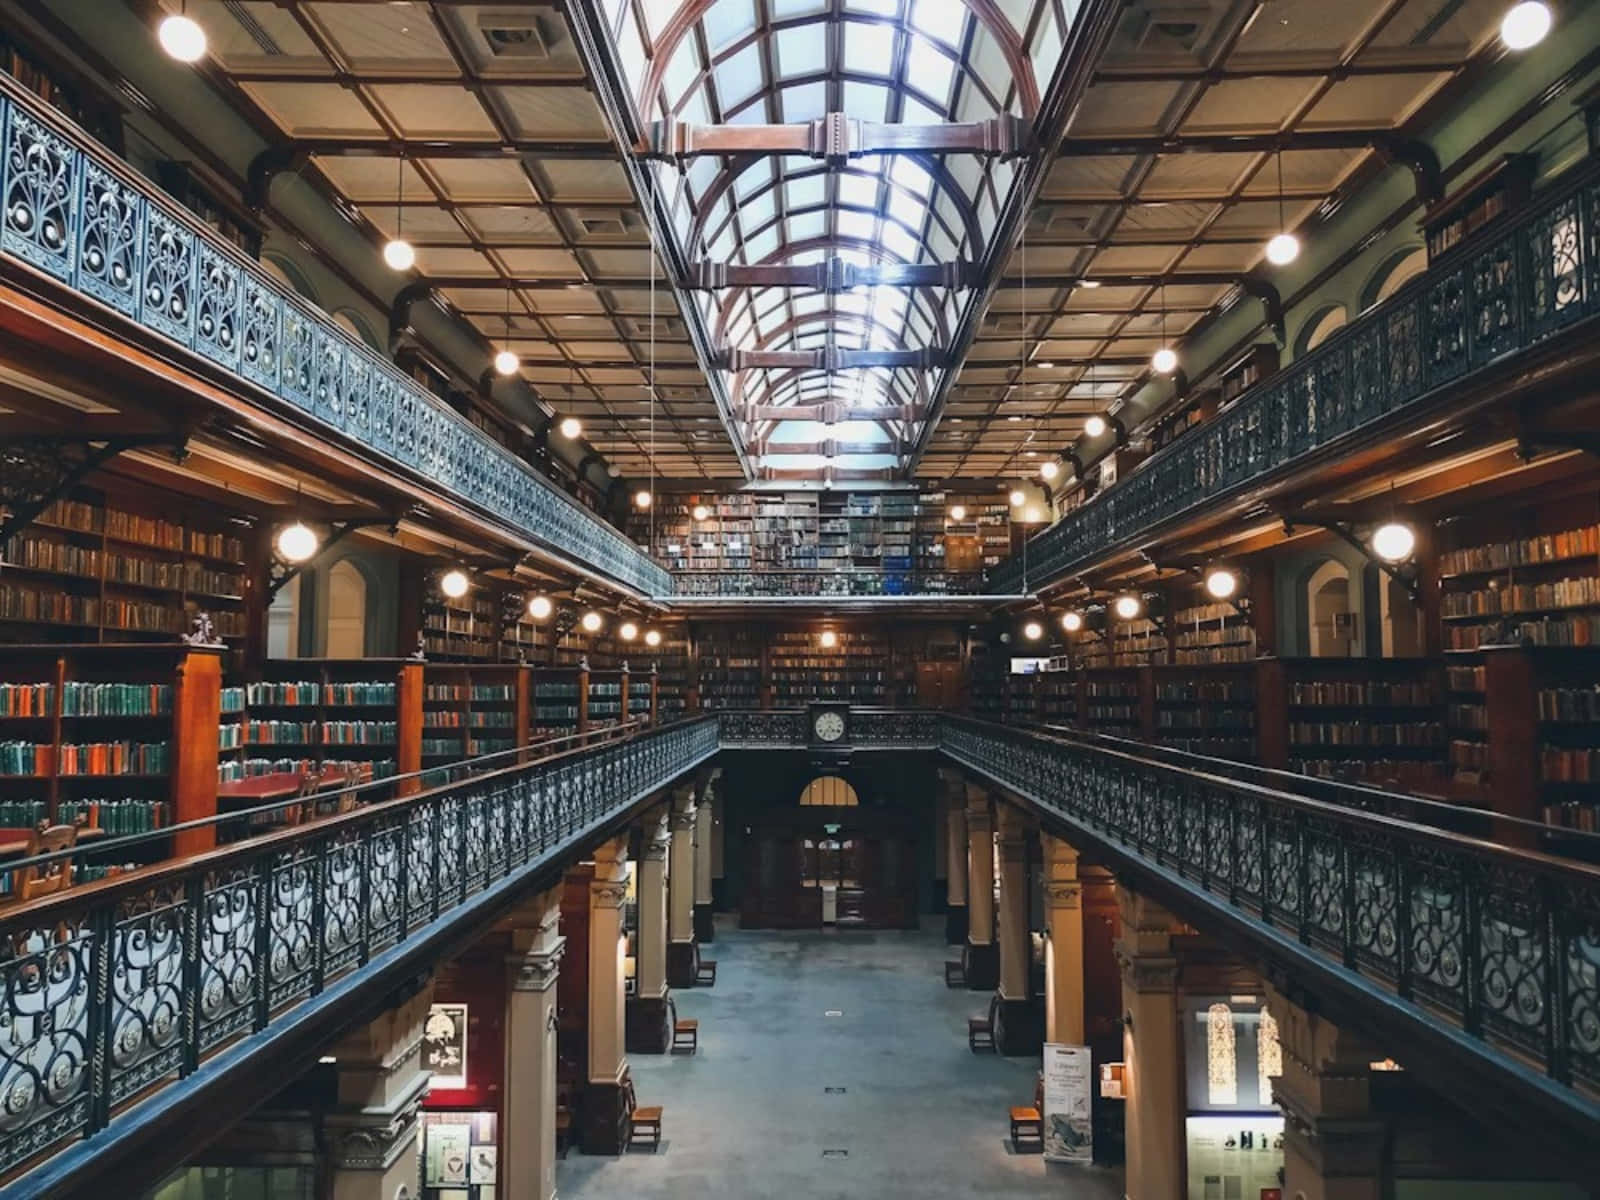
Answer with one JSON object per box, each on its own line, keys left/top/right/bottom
{"left": 579, "top": 655, "right": 589, "bottom": 672}
{"left": 412, "top": 630, "right": 428, "bottom": 661}
{"left": 183, "top": 611, "right": 221, "bottom": 647}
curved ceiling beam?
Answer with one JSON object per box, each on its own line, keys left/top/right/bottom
{"left": 635, "top": 0, "right": 1040, "bottom": 121}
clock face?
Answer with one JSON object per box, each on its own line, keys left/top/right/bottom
{"left": 814, "top": 711, "right": 846, "bottom": 743}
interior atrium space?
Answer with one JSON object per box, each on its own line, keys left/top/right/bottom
{"left": 1, "top": 0, "right": 1599, "bottom": 1197}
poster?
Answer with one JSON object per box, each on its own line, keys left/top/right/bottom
{"left": 425, "top": 1121, "right": 471, "bottom": 1187}
{"left": 1185, "top": 1115, "right": 1284, "bottom": 1200}
{"left": 423, "top": 1003, "right": 469, "bottom": 1089}
{"left": 470, "top": 1145, "right": 497, "bottom": 1185}
{"left": 1042, "top": 1043, "right": 1094, "bottom": 1164}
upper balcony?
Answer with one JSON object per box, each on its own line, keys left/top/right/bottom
{"left": 987, "top": 159, "right": 1600, "bottom": 595}
{"left": 0, "top": 77, "right": 672, "bottom": 599}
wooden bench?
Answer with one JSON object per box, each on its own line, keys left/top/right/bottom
{"left": 623, "top": 1075, "right": 662, "bottom": 1150}
{"left": 1009, "top": 1105, "right": 1043, "bottom": 1151}
{"left": 672, "top": 1018, "right": 698, "bottom": 1053}
{"left": 695, "top": 958, "right": 717, "bottom": 987}
{"left": 943, "top": 959, "right": 965, "bottom": 988}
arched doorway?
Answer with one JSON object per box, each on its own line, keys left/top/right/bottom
{"left": 799, "top": 776, "right": 859, "bottom": 807}
{"left": 1305, "top": 559, "right": 1354, "bottom": 657}
{"left": 326, "top": 559, "right": 368, "bottom": 657}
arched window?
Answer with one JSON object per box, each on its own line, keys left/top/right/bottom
{"left": 1360, "top": 245, "right": 1427, "bottom": 313}
{"left": 1258, "top": 1006, "right": 1282, "bottom": 1106}
{"left": 260, "top": 252, "right": 320, "bottom": 304}
{"left": 1207, "top": 1002, "right": 1238, "bottom": 1105}
{"left": 326, "top": 559, "right": 368, "bottom": 658}
{"left": 799, "top": 776, "right": 859, "bottom": 807}
{"left": 333, "top": 308, "right": 383, "bottom": 352}
{"left": 1295, "top": 304, "right": 1347, "bottom": 357}
{"left": 267, "top": 573, "right": 301, "bottom": 658}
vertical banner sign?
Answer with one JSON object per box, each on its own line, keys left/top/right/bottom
{"left": 1042, "top": 1043, "right": 1094, "bottom": 1163}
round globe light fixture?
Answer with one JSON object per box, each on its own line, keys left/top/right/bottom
{"left": 158, "top": 13, "right": 207, "bottom": 62}
{"left": 644, "top": 629, "right": 662, "bottom": 647}
{"left": 819, "top": 630, "right": 838, "bottom": 649}
{"left": 382, "top": 238, "right": 416, "bottom": 272}
{"left": 493, "top": 348, "right": 520, "bottom": 376}
{"left": 1204, "top": 566, "right": 1241, "bottom": 600}
{"left": 1061, "top": 610, "right": 1084, "bottom": 633}
{"left": 1500, "top": 1, "right": 1552, "bottom": 49}
{"left": 1151, "top": 346, "right": 1178, "bottom": 374}
{"left": 692, "top": 504, "right": 711, "bottom": 521}
{"left": 440, "top": 568, "right": 470, "bottom": 600}
{"left": 949, "top": 504, "right": 966, "bottom": 521}
{"left": 619, "top": 621, "right": 639, "bottom": 642}
{"left": 1113, "top": 593, "right": 1144, "bottom": 621}
{"left": 1265, "top": 231, "right": 1301, "bottom": 266}
{"left": 634, "top": 490, "right": 652, "bottom": 510}
{"left": 580, "top": 610, "right": 603, "bottom": 633}
{"left": 1023, "top": 621, "right": 1044, "bottom": 641}
{"left": 528, "top": 595, "right": 553, "bottom": 620}
{"left": 274, "top": 520, "right": 319, "bottom": 564}
{"left": 1084, "top": 414, "right": 1108, "bottom": 438}
{"left": 1370, "top": 520, "right": 1417, "bottom": 564}
{"left": 1009, "top": 490, "right": 1026, "bottom": 507}
{"left": 1039, "top": 461, "right": 1059, "bottom": 481}
{"left": 559, "top": 416, "right": 582, "bottom": 439}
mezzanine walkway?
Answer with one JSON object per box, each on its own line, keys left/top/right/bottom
{"left": 559, "top": 920, "right": 1124, "bottom": 1200}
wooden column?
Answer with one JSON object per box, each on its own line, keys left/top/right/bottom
{"left": 649, "top": 665, "right": 659, "bottom": 726}
{"left": 963, "top": 784, "right": 998, "bottom": 990}
{"left": 666, "top": 783, "right": 699, "bottom": 987}
{"left": 1483, "top": 645, "right": 1540, "bottom": 827}
{"left": 1044, "top": 834, "right": 1085, "bottom": 1046}
{"left": 993, "top": 803, "right": 1037, "bottom": 1054}
{"left": 693, "top": 769, "right": 717, "bottom": 943}
{"left": 576, "top": 658, "right": 591, "bottom": 737}
{"left": 1255, "top": 657, "right": 1289, "bottom": 770}
{"left": 580, "top": 835, "right": 630, "bottom": 1155}
{"left": 1117, "top": 885, "right": 1183, "bottom": 1200}
{"left": 619, "top": 662, "right": 630, "bottom": 725}
{"left": 172, "top": 647, "right": 224, "bottom": 857}
{"left": 395, "top": 661, "right": 424, "bottom": 796}
{"left": 943, "top": 769, "right": 969, "bottom": 944}
{"left": 502, "top": 889, "right": 564, "bottom": 1200}
{"left": 1137, "top": 664, "right": 1156, "bottom": 743}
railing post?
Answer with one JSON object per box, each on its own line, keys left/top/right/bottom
{"left": 1296, "top": 810, "right": 1312, "bottom": 945}
{"left": 181, "top": 873, "right": 203, "bottom": 1077}
{"left": 1462, "top": 859, "right": 1484, "bottom": 1037}
{"left": 1395, "top": 845, "right": 1414, "bottom": 1002}
{"left": 88, "top": 903, "right": 116, "bottom": 1135}
{"left": 1543, "top": 873, "right": 1566, "bottom": 1082}
{"left": 311, "top": 842, "right": 328, "bottom": 996}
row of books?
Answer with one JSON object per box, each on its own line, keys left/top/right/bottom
{"left": 240, "top": 721, "right": 396, "bottom": 746}
{"left": 1289, "top": 722, "right": 1442, "bottom": 747}
{"left": 0, "top": 741, "right": 169, "bottom": 775}
{"left": 1442, "top": 576, "right": 1600, "bottom": 618}
{"left": 1540, "top": 747, "right": 1600, "bottom": 783}
{"left": 1536, "top": 687, "right": 1600, "bottom": 722}
{"left": 244, "top": 681, "right": 397, "bottom": 706}
{"left": 1154, "top": 681, "right": 1254, "bottom": 702}
{"left": 422, "top": 711, "right": 516, "bottom": 728}
{"left": 217, "top": 757, "right": 396, "bottom": 783}
{"left": 41, "top": 499, "right": 244, "bottom": 562}
{"left": 423, "top": 684, "right": 518, "bottom": 702}
{"left": 1289, "top": 681, "right": 1434, "bottom": 707}
{"left": 1294, "top": 759, "right": 1445, "bottom": 786}
{"left": 58, "top": 798, "right": 171, "bottom": 833}
{"left": 1439, "top": 525, "right": 1599, "bottom": 575}
{"left": 1447, "top": 614, "right": 1600, "bottom": 650}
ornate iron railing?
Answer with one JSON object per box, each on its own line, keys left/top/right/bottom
{"left": 940, "top": 715, "right": 1600, "bottom": 1113}
{"left": 0, "top": 79, "right": 670, "bottom": 597}
{"left": 713, "top": 708, "right": 939, "bottom": 748}
{"left": 0, "top": 715, "right": 716, "bottom": 1176}
{"left": 988, "top": 165, "right": 1600, "bottom": 594}
{"left": 672, "top": 570, "right": 987, "bottom": 597}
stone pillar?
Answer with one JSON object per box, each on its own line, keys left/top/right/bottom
{"left": 1117, "top": 885, "right": 1183, "bottom": 1200}
{"left": 1043, "top": 835, "right": 1085, "bottom": 1047}
{"left": 503, "top": 890, "right": 564, "bottom": 1200}
{"left": 693, "top": 770, "right": 717, "bottom": 943}
{"left": 963, "top": 785, "right": 997, "bottom": 990}
{"left": 1267, "top": 984, "right": 1387, "bottom": 1200}
{"left": 627, "top": 804, "right": 672, "bottom": 1053}
{"left": 993, "top": 803, "right": 1037, "bottom": 1054}
{"left": 666, "top": 783, "right": 698, "bottom": 987}
{"left": 944, "top": 772, "right": 968, "bottom": 945}
{"left": 580, "top": 835, "right": 630, "bottom": 1155}
{"left": 322, "top": 981, "right": 433, "bottom": 1200}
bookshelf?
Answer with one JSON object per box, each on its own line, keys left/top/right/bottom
{"left": 1479, "top": 645, "right": 1600, "bottom": 839}
{"left": 0, "top": 644, "right": 223, "bottom": 857}
{"left": 421, "top": 665, "right": 529, "bottom": 765}
{"left": 1422, "top": 154, "right": 1535, "bottom": 261}
{"left": 1171, "top": 599, "right": 1256, "bottom": 665}
{"left": 588, "top": 669, "right": 625, "bottom": 731}
{"left": 1082, "top": 669, "right": 1145, "bottom": 737}
{"left": 533, "top": 666, "right": 587, "bottom": 736}
{"left": 769, "top": 629, "right": 891, "bottom": 705}
{"left": 653, "top": 628, "right": 690, "bottom": 717}
{"left": 422, "top": 585, "right": 501, "bottom": 662}
{"left": 1151, "top": 664, "right": 1256, "bottom": 761}
{"left": 696, "top": 627, "right": 763, "bottom": 710}
{"left": 0, "top": 492, "right": 250, "bottom": 646}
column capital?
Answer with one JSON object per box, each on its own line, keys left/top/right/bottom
{"left": 1116, "top": 946, "right": 1179, "bottom": 994}
{"left": 640, "top": 805, "right": 671, "bottom": 860}
{"left": 507, "top": 935, "right": 566, "bottom": 993}
{"left": 670, "top": 805, "right": 698, "bottom": 832}
{"left": 591, "top": 879, "right": 629, "bottom": 909}
{"left": 965, "top": 796, "right": 994, "bottom": 834}
{"left": 322, "top": 1087, "right": 428, "bottom": 1172}
{"left": 1043, "top": 880, "right": 1082, "bottom": 909}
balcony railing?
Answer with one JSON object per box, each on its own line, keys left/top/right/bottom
{"left": 941, "top": 715, "right": 1600, "bottom": 1130}
{"left": 0, "top": 78, "right": 670, "bottom": 598}
{"left": 988, "top": 165, "right": 1600, "bottom": 594}
{"left": 671, "top": 570, "right": 988, "bottom": 598}
{"left": 0, "top": 715, "right": 717, "bottom": 1179}
{"left": 716, "top": 708, "right": 940, "bottom": 747}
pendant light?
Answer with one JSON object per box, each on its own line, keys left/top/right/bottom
{"left": 383, "top": 156, "right": 415, "bottom": 271}
{"left": 494, "top": 289, "right": 519, "bottom": 375}
{"left": 1151, "top": 283, "right": 1177, "bottom": 374}
{"left": 1500, "top": 1, "right": 1552, "bottom": 49}
{"left": 159, "top": 2, "right": 207, "bottom": 61}
{"left": 1264, "top": 149, "right": 1301, "bottom": 266}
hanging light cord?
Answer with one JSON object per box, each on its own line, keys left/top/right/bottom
{"left": 647, "top": 164, "right": 657, "bottom": 548}
{"left": 1276, "top": 149, "right": 1286, "bottom": 234}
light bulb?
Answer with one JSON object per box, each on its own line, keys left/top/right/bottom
{"left": 559, "top": 416, "right": 582, "bottom": 439}
{"left": 581, "top": 610, "right": 603, "bottom": 633}
{"left": 1061, "top": 610, "right": 1084, "bottom": 633}
{"left": 158, "top": 13, "right": 207, "bottom": 62}
{"left": 1205, "top": 567, "right": 1240, "bottom": 600}
{"left": 634, "top": 490, "right": 652, "bottom": 509}
{"left": 274, "top": 521, "right": 319, "bottom": 564}
{"left": 1500, "top": 1, "right": 1552, "bottom": 49}
{"left": 1039, "top": 461, "right": 1059, "bottom": 481}
{"left": 528, "top": 595, "right": 553, "bottom": 620}
{"left": 949, "top": 504, "right": 966, "bottom": 521}
{"left": 382, "top": 238, "right": 415, "bottom": 271}
{"left": 1084, "top": 414, "right": 1108, "bottom": 438}
{"left": 692, "top": 504, "right": 711, "bottom": 521}
{"left": 1152, "top": 346, "right": 1178, "bottom": 374}
{"left": 619, "top": 621, "right": 638, "bottom": 642}
{"left": 1023, "top": 621, "right": 1043, "bottom": 641}
{"left": 1265, "top": 232, "right": 1301, "bottom": 266}
{"left": 494, "top": 348, "right": 519, "bottom": 376}
{"left": 440, "top": 568, "right": 470, "bottom": 600}
{"left": 644, "top": 629, "right": 662, "bottom": 647}
{"left": 1113, "top": 593, "right": 1143, "bottom": 620}
{"left": 1370, "top": 520, "right": 1417, "bottom": 564}
{"left": 1009, "top": 490, "right": 1026, "bottom": 507}
{"left": 819, "top": 630, "right": 838, "bottom": 649}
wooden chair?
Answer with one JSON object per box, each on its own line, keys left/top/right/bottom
{"left": 944, "top": 959, "right": 966, "bottom": 988}
{"left": 1009, "top": 1105, "right": 1043, "bottom": 1151}
{"left": 695, "top": 958, "right": 717, "bottom": 987}
{"left": 13, "top": 825, "right": 78, "bottom": 903}
{"left": 967, "top": 1012, "right": 995, "bottom": 1053}
{"left": 672, "top": 1018, "right": 699, "bottom": 1053}
{"left": 622, "top": 1074, "right": 662, "bottom": 1150}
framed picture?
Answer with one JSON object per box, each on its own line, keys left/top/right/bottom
{"left": 470, "top": 1145, "right": 497, "bottom": 1184}
{"left": 423, "top": 1003, "right": 469, "bottom": 1089}
{"left": 425, "top": 1121, "right": 471, "bottom": 1187}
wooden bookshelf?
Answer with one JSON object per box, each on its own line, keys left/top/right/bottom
{"left": 532, "top": 665, "right": 588, "bottom": 736}
{"left": 1151, "top": 663, "right": 1256, "bottom": 761}
{"left": 422, "top": 664, "right": 530, "bottom": 765}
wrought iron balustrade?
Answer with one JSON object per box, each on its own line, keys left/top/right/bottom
{"left": 939, "top": 715, "right": 1600, "bottom": 1121}
{"left": 714, "top": 708, "right": 938, "bottom": 748}
{"left": 671, "top": 569, "right": 987, "bottom": 597}
{"left": 987, "top": 166, "right": 1600, "bottom": 594}
{"left": 0, "top": 715, "right": 716, "bottom": 1177}
{"left": 0, "top": 79, "right": 670, "bottom": 598}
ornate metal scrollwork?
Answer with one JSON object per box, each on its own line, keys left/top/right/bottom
{"left": 0, "top": 434, "right": 187, "bottom": 552}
